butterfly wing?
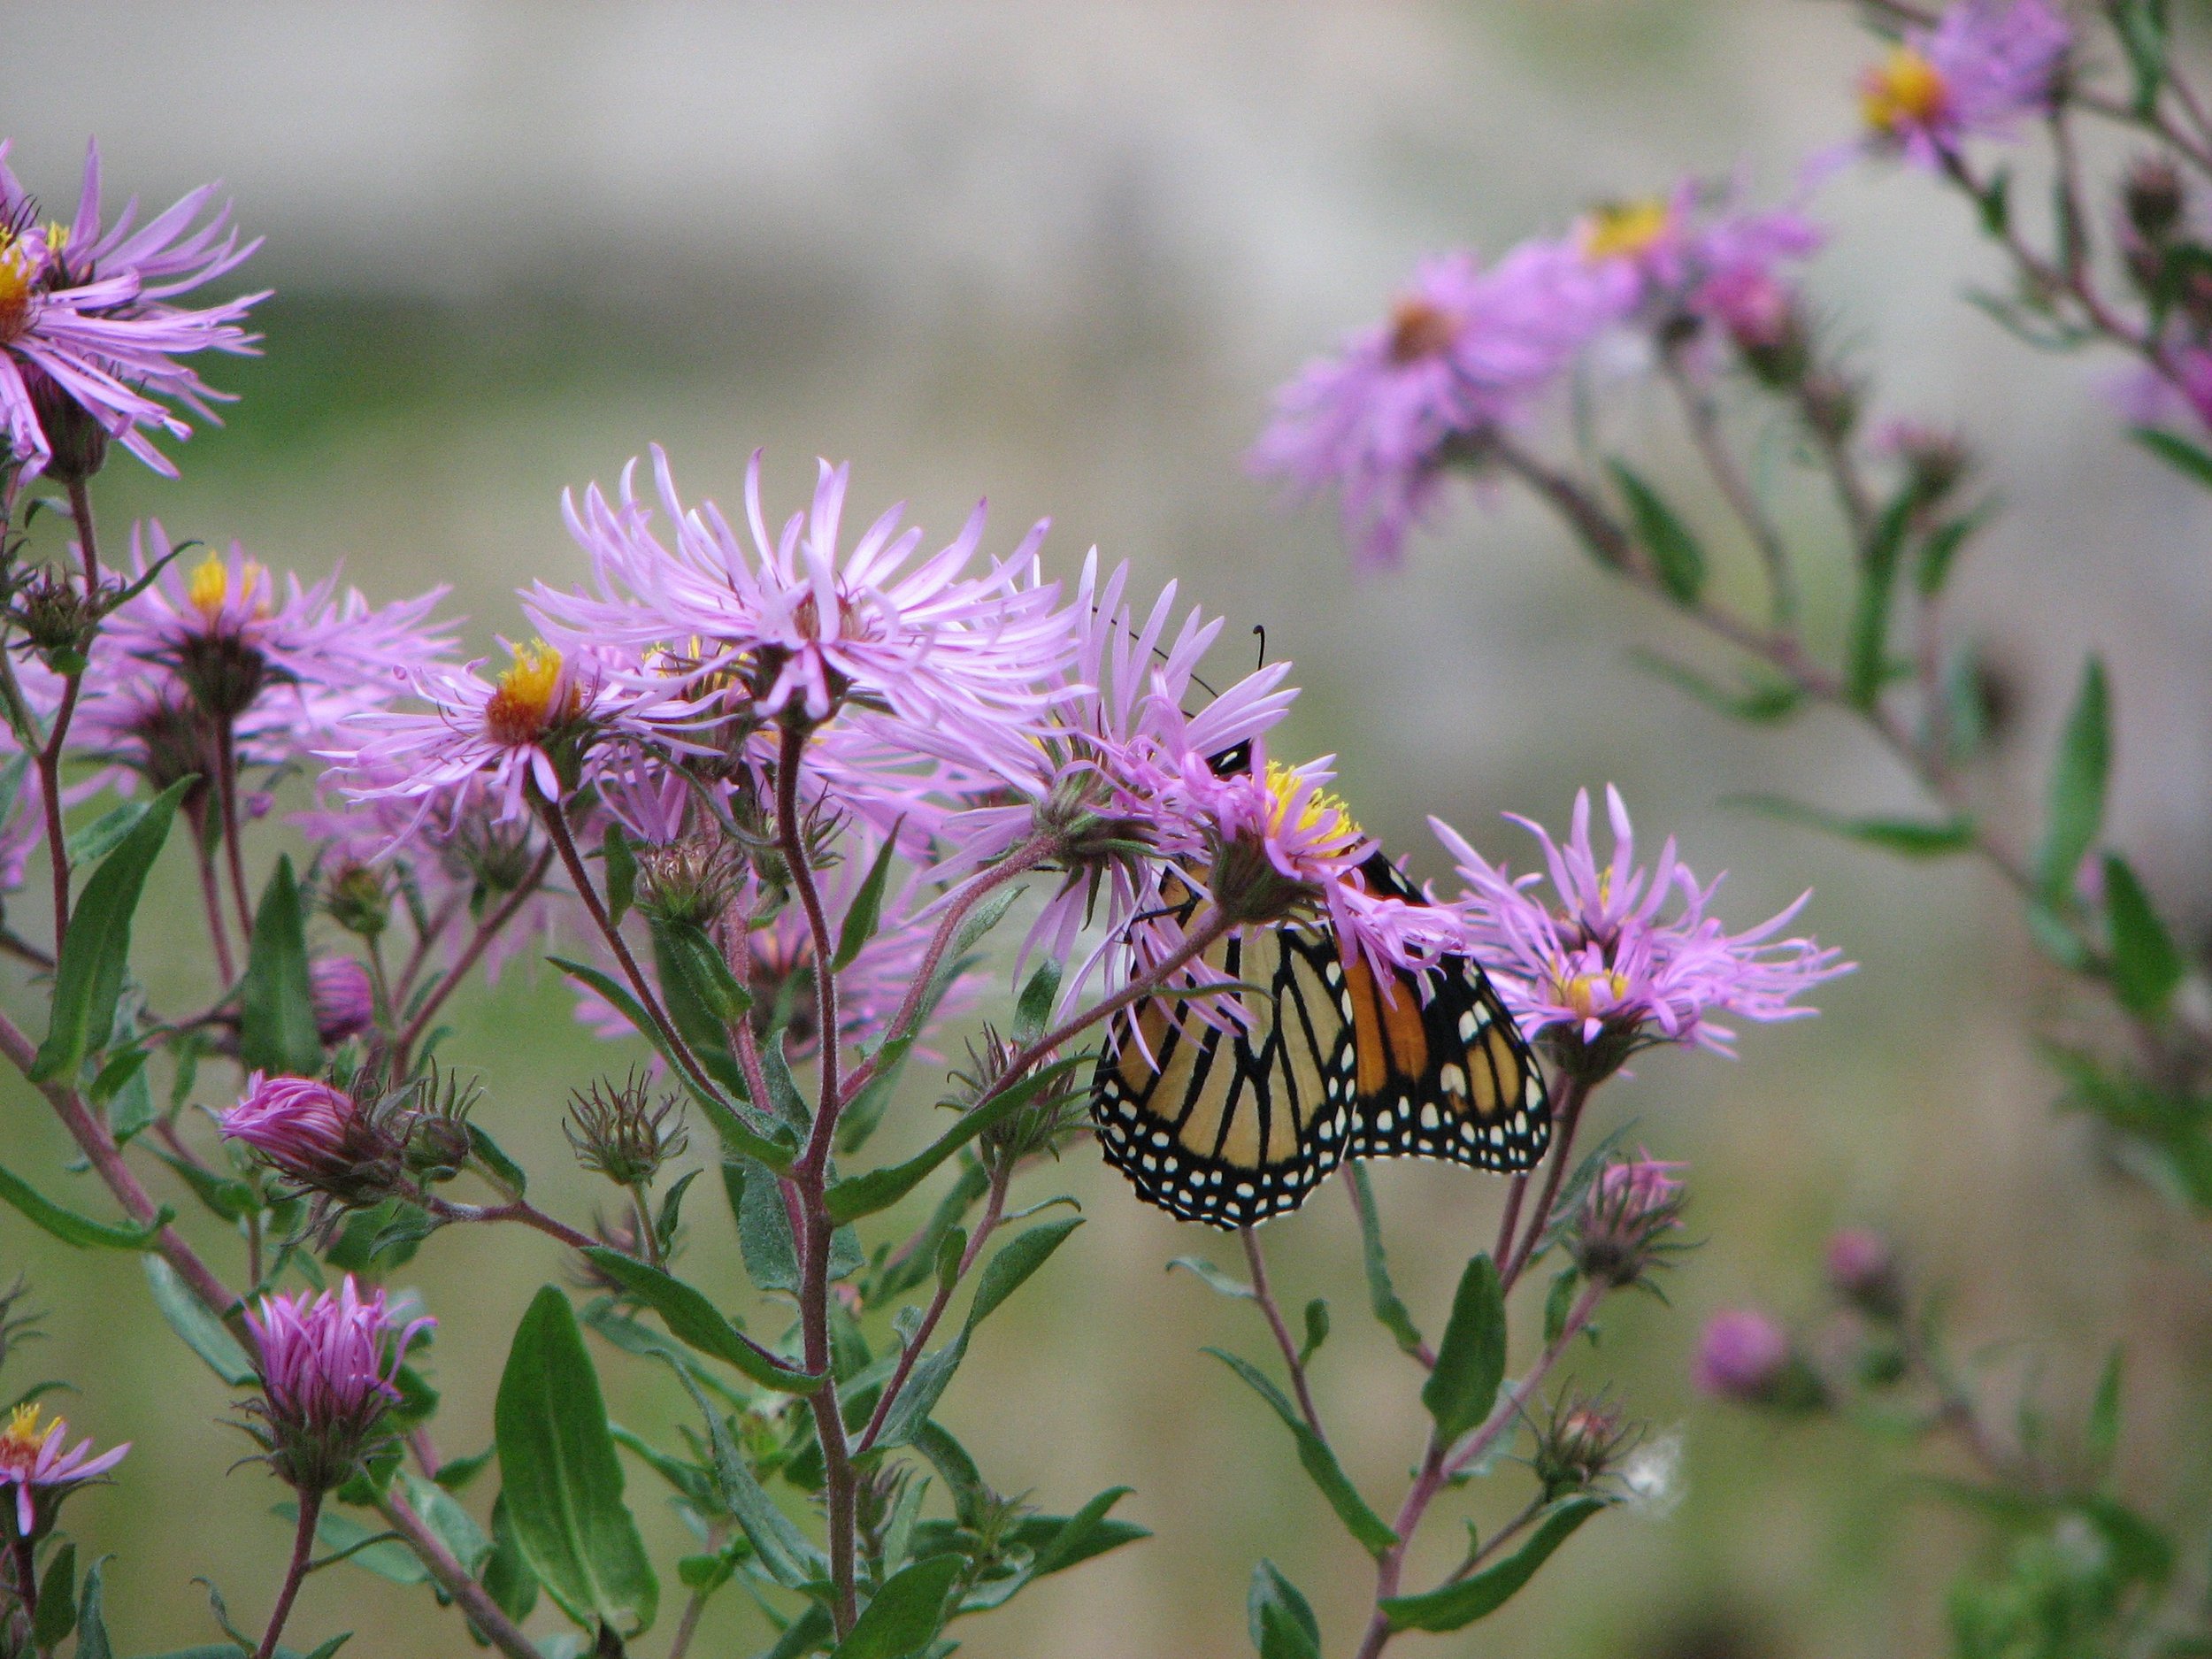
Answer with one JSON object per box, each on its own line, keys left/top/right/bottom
{"left": 1341, "top": 855, "right": 1551, "bottom": 1173}
{"left": 1091, "top": 901, "right": 1356, "bottom": 1230}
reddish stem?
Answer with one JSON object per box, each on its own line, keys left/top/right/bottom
{"left": 1241, "top": 1225, "right": 1327, "bottom": 1440}
{"left": 856, "top": 1164, "right": 1010, "bottom": 1456}
{"left": 392, "top": 844, "right": 553, "bottom": 1071}
{"left": 252, "top": 1486, "right": 319, "bottom": 1659}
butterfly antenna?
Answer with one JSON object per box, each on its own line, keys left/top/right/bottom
{"left": 1253, "top": 623, "right": 1268, "bottom": 669}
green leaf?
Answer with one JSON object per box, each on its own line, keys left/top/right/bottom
{"left": 1207, "top": 1348, "right": 1396, "bottom": 1555}
{"left": 1916, "top": 503, "right": 1997, "bottom": 598}
{"left": 655, "top": 919, "right": 753, "bottom": 1031}
{"left": 1422, "top": 1255, "right": 1506, "bottom": 1446}
{"left": 143, "top": 1256, "right": 253, "bottom": 1385}
{"left": 726, "top": 1156, "right": 801, "bottom": 1295}
{"left": 2086, "top": 1344, "right": 2124, "bottom": 1472}
{"left": 1847, "top": 488, "right": 1916, "bottom": 709}
{"left": 1726, "top": 793, "right": 1978, "bottom": 858}
{"left": 1631, "top": 651, "right": 1803, "bottom": 724}
{"left": 830, "top": 1554, "right": 961, "bottom": 1659}
{"left": 468, "top": 1121, "right": 529, "bottom": 1199}
{"left": 1381, "top": 1496, "right": 1605, "bottom": 1631}
{"left": 602, "top": 825, "right": 638, "bottom": 928}
{"left": 1350, "top": 1165, "right": 1425, "bottom": 1357}
{"left": 1543, "top": 1269, "right": 1580, "bottom": 1348}
{"left": 495, "top": 1286, "right": 658, "bottom": 1636}
{"left": 286, "top": 1502, "right": 428, "bottom": 1583}
{"left": 549, "top": 957, "right": 793, "bottom": 1171}
{"left": 967, "top": 1217, "right": 1082, "bottom": 1328}
{"left": 2114, "top": 0, "right": 2170, "bottom": 114}
{"left": 1297, "top": 1299, "right": 1330, "bottom": 1367}
{"left": 2036, "top": 657, "right": 2110, "bottom": 902}
{"left": 1011, "top": 958, "right": 1063, "bottom": 1048}
{"left": 1606, "top": 461, "right": 1704, "bottom": 603}
{"left": 1168, "top": 1256, "right": 1255, "bottom": 1301}
{"left": 833, "top": 832, "right": 902, "bottom": 972}
{"left": 580, "top": 1249, "right": 819, "bottom": 1393}
{"left": 652, "top": 1350, "right": 826, "bottom": 1592}
{"left": 1025, "top": 1486, "right": 1144, "bottom": 1580}
{"left": 0, "top": 1161, "right": 169, "bottom": 1250}
{"left": 33, "top": 1540, "right": 76, "bottom": 1648}
{"left": 825, "top": 1055, "right": 1090, "bottom": 1225}
{"left": 240, "top": 856, "right": 324, "bottom": 1077}
{"left": 2103, "top": 856, "right": 2184, "bottom": 1018}
{"left": 31, "top": 776, "right": 192, "bottom": 1082}
{"left": 2131, "top": 425, "right": 2212, "bottom": 489}
{"left": 655, "top": 1167, "right": 698, "bottom": 1254}
{"left": 75, "top": 1555, "right": 112, "bottom": 1659}
{"left": 1247, "top": 1560, "right": 1322, "bottom": 1659}
{"left": 63, "top": 800, "right": 147, "bottom": 867}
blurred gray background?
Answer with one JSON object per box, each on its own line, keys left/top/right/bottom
{"left": 5, "top": 4, "right": 2212, "bottom": 1655}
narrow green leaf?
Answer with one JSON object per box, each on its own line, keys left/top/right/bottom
{"left": 1298, "top": 1298, "right": 1330, "bottom": 1367}
{"left": 835, "top": 1032, "right": 916, "bottom": 1156}
{"left": 32, "top": 1540, "right": 76, "bottom": 1648}
{"left": 1025, "top": 1486, "right": 1141, "bottom": 1581}
{"left": 1632, "top": 650, "right": 1803, "bottom": 724}
{"left": 2131, "top": 424, "right": 2212, "bottom": 488}
{"left": 75, "top": 1555, "right": 112, "bottom": 1659}
{"left": 830, "top": 1554, "right": 962, "bottom": 1659}
{"left": 63, "top": 800, "right": 147, "bottom": 867}
{"left": 549, "top": 957, "right": 793, "bottom": 1171}
{"left": 1208, "top": 1348, "right": 1396, "bottom": 1555}
{"left": 601, "top": 825, "right": 638, "bottom": 928}
{"left": 1915, "top": 503, "right": 1996, "bottom": 597}
{"left": 32, "top": 776, "right": 192, "bottom": 1082}
{"left": 1726, "top": 793, "right": 1978, "bottom": 858}
{"left": 825, "top": 1055, "right": 1090, "bottom": 1225}
{"left": 759, "top": 1607, "right": 834, "bottom": 1659}
{"left": 143, "top": 1256, "right": 253, "bottom": 1385}
{"left": 1350, "top": 1165, "right": 1425, "bottom": 1356}
{"left": 495, "top": 1286, "right": 659, "bottom": 1636}
{"left": 833, "top": 832, "right": 902, "bottom": 972}
{"left": 966, "top": 1217, "right": 1082, "bottom": 1328}
{"left": 467, "top": 1122, "right": 529, "bottom": 1198}
{"left": 0, "top": 1162, "right": 169, "bottom": 1250}
{"left": 2035, "top": 657, "right": 2110, "bottom": 902}
{"left": 1247, "top": 1560, "right": 1323, "bottom": 1659}
{"left": 2103, "top": 856, "right": 2184, "bottom": 1018}
{"left": 655, "top": 1167, "right": 698, "bottom": 1253}
{"left": 1168, "top": 1256, "right": 1256, "bottom": 1301}
{"left": 726, "top": 1156, "right": 801, "bottom": 1295}
{"left": 1422, "top": 1255, "right": 1507, "bottom": 1445}
{"left": 1543, "top": 1269, "right": 1580, "bottom": 1348}
{"left": 1847, "top": 488, "right": 1916, "bottom": 709}
{"left": 1381, "top": 1496, "right": 1606, "bottom": 1632}
{"left": 2086, "top": 1345, "right": 2124, "bottom": 1472}
{"left": 1011, "top": 958, "right": 1063, "bottom": 1048}
{"left": 2114, "top": 0, "right": 2170, "bottom": 115}
{"left": 1607, "top": 461, "right": 1704, "bottom": 603}
{"left": 655, "top": 919, "right": 753, "bottom": 1030}
{"left": 580, "top": 1249, "right": 819, "bottom": 1393}
{"left": 240, "top": 856, "right": 324, "bottom": 1077}
{"left": 875, "top": 1161, "right": 990, "bottom": 1302}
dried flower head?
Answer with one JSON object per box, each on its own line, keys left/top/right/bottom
{"left": 566, "top": 1071, "right": 688, "bottom": 1188}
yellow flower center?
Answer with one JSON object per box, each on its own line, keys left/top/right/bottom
{"left": 184, "top": 554, "right": 272, "bottom": 624}
{"left": 1263, "top": 760, "right": 1359, "bottom": 846}
{"left": 1386, "top": 295, "right": 1458, "bottom": 365}
{"left": 484, "top": 639, "right": 576, "bottom": 745}
{"left": 0, "top": 229, "right": 35, "bottom": 344}
{"left": 1862, "top": 46, "right": 1948, "bottom": 134}
{"left": 0, "top": 1403, "right": 52, "bottom": 1472}
{"left": 1549, "top": 965, "right": 1630, "bottom": 1022}
{"left": 1581, "top": 198, "right": 1673, "bottom": 264}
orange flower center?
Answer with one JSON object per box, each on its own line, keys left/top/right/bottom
{"left": 0, "top": 1404, "right": 51, "bottom": 1474}
{"left": 1862, "top": 47, "right": 1948, "bottom": 134}
{"left": 1549, "top": 965, "right": 1630, "bottom": 1021}
{"left": 0, "top": 231, "right": 35, "bottom": 345}
{"left": 1580, "top": 198, "right": 1673, "bottom": 264}
{"left": 483, "top": 640, "right": 578, "bottom": 746}
{"left": 1386, "top": 295, "right": 1459, "bottom": 364}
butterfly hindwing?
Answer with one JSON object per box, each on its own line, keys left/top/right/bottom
{"left": 1341, "top": 854, "right": 1551, "bottom": 1173}
{"left": 1091, "top": 907, "right": 1355, "bottom": 1231}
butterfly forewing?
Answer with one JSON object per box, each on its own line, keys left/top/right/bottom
{"left": 1092, "top": 918, "right": 1356, "bottom": 1231}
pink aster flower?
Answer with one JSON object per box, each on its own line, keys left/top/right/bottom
{"left": 1435, "top": 785, "right": 1850, "bottom": 1077}
{"left": 219, "top": 1073, "right": 410, "bottom": 1206}
{"left": 0, "top": 139, "right": 265, "bottom": 482}
{"left": 1693, "top": 1308, "right": 1796, "bottom": 1402}
{"left": 310, "top": 955, "right": 377, "bottom": 1045}
{"left": 0, "top": 1402, "right": 127, "bottom": 1538}
{"left": 243, "top": 1277, "right": 434, "bottom": 1493}
{"left": 1570, "top": 1152, "right": 1692, "bottom": 1286}
{"left": 1859, "top": 0, "right": 2071, "bottom": 166}
{"left": 532, "top": 448, "right": 1075, "bottom": 778}
{"left": 1252, "top": 240, "right": 1621, "bottom": 567}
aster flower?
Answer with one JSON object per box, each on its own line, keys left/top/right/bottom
{"left": 1436, "top": 785, "right": 1850, "bottom": 1078}
{"left": 1251, "top": 242, "right": 1619, "bottom": 567}
{"left": 1825, "top": 1228, "right": 1904, "bottom": 1317}
{"left": 0, "top": 139, "right": 265, "bottom": 482}
{"left": 1858, "top": 0, "right": 2071, "bottom": 166}
{"left": 0, "top": 1402, "right": 127, "bottom": 1537}
{"left": 1566, "top": 1152, "right": 1691, "bottom": 1287}
{"left": 310, "top": 955, "right": 377, "bottom": 1045}
{"left": 533, "top": 448, "right": 1075, "bottom": 774}
{"left": 1693, "top": 1307, "right": 1824, "bottom": 1409}
{"left": 242, "top": 1278, "right": 434, "bottom": 1494}
{"left": 219, "top": 1073, "right": 403, "bottom": 1206}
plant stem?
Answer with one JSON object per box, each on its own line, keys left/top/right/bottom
{"left": 856, "top": 1164, "right": 1010, "bottom": 1456}
{"left": 628, "top": 1182, "right": 663, "bottom": 1269}
{"left": 1448, "top": 1493, "right": 1547, "bottom": 1583}
{"left": 1240, "top": 1225, "right": 1327, "bottom": 1440}
{"left": 190, "top": 812, "right": 239, "bottom": 987}
{"left": 1663, "top": 354, "right": 1797, "bottom": 623}
{"left": 778, "top": 726, "right": 842, "bottom": 1128}
{"left": 1491, "top": 1174, "right": 1526, "bottom": 1276}
{"left": 10, "top": 1531, "right": 36, "bottom": 1630}
{"left": 391, "top": 846, "right": 553, "bottom": 1071}
{"left": 664, "top": 1523, "right": 728, "bottom": 1659}
{"left": 426, "top": 1194, "right": 600, "bottom": 1252}
{"left": 377, "top": 1488, "right": 541, "bottom": 1659}
{"left": 253, "top": 1486, "right": 320, "bottom": 1659}
{"left": 1500, "top": 1074, "right": 1590, "bottom": 1297}
{"left": 34, "top": 466, "right": 97, "bottom": 942}
{"left": 215, "top": 720, "right": 256, "bottom": 948}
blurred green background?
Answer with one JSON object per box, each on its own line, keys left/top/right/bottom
{"left": 4, "top": 2, "right": 2212, "bottom": 1655}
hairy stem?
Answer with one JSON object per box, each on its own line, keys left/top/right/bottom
{"left": 426, "top": 1194, "right": 600, "bottom": 1252}
{"left": 377, "top": 1488, "right": 541, "bottom": 1659}
{"left": 215, "top": 720, "right": 256, "bottom": 948}
{"left": 1240, "top": 1225, "right": 1327, "bottom": 1440}
{"left": 190, "top": 812, "right": 238, "bottom": 987}
{"left": 252, "top": 1486, "right": 320, "bottom": 1659}
{"left": 778, "top": 726, "right": 842, "bottom": 1135}
{"left": 1500, "top": 1074, "right": 1590, "bottom": 1297}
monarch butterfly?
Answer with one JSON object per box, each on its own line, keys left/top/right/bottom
{"left": 1089, "top": 769, "right": 1551, "bottom": 1229}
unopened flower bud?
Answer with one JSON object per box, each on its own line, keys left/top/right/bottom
{"left": 322, "top": 861, "right": 392, "bottom": 940}
{"left": 242, "top": 1278, "right": 433, "bottom": 1494}
{"left": 565, "top": 1071, "right": 687, "bottom": 1188}
{"left": 10, "top": 565, "right": 100, "bottom": 675}
{"left": 23, "top": 365, "right": 110, "bottom": 488}
{"left": 310, "top": 956, "right": 376, "bottom": 1046}
{"left": 1824, "top": 1228, "right": 1903, "bottom": 1318}
{"left": 1692, "top": 1308, "right": 1824, "bottom": 1409}
{"left": 1568, "top": 1155, "right": 1689, "bottom": 1287}
{"left": 636, "top": 835, "right": 740, "bottom": 929}
{"left": 1800, "top": 371, "right": 1860, "bottom": 443}
{"left": 1878, "top": 421, "right": 1972, "bottom": 507}
{"left": 1532, "top": 1391, "right": 1638, "bottom": 1501}
{"left": 2124, "top": 157, "right": 2185, "bottom": 243}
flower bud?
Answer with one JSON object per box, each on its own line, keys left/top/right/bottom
{"left": 22, "top": 365, "right": 109, "bottom": 487}
{"left": 2124, "top": 157, "right": 2185, "bottom": 244}
{"left": 565, "top": 1071, "right": 687, "bottom": 1188}
{"left": 1567, "top": 1155, "right": 1689, "bottom": 1287}
{"left": 1800, "top": 371, "right": 1860, "bottom": 443}
{"left": 1877, "top": 421, "right": 1972, "bottom": 508}
{"left": 1692, "top": 1308, "right": 1824, "bottom": 1409}
{"left": 241, "top": 1277, "right": 434, "bottom": 1494}
{"left": 219, "top": 1074, "right": 404, "bottom": 1207}
{"left": 9, "top": 565, "right": 100, "bottom": 675}
{"left": 636, "top": 834, "right": 740, "bottom": 929}
{"left": 322, "top": 860, "right": 392, "bottom": 940}
{"left": 310, "top": 955, "right": 377, "bottom": 1046}
{"left": 1824, "top": 1228, "right": 1903, "bottom": 1318}
{"left": 1531, "top": 1390, "right": 1638, "bottom": 1502}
